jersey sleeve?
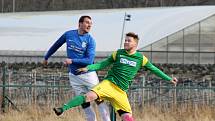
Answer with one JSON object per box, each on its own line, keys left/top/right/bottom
{"left": 142, "top": 55, "right": 149, "bottom": 66}
{"left": 44, "top": 33, "right": 66, "bottom": 60}
{"left": 87, "top": 51, "right": 117, "bottom": 71}
{"left": 112, "top": 51, "right": 117, "bottom": 61}
{"left": 143, "top": 55, "right": 172, "bottom": 81}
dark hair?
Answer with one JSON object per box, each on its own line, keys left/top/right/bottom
{"left": 79, "top": 15, "right": 91, "bottom": 23}
{"left": 126, "top": 32, "right": 139, "bottom": 43}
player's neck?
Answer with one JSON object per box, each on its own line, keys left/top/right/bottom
{"left": 78, "top": 29, "right": 87, "bottom": 35}
{"left": 126, "top": 49, "right": 136, "bottom": 55}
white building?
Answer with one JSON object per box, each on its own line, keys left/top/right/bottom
{"left": 0, "top": 6, "right": 215, "bottom": 64}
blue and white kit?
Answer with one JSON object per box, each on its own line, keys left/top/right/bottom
{"left": 44, "top": 29, "right": 98, "bottom": 94}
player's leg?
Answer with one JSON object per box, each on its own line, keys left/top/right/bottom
{"left": 81, "top": 102, "right": 97, "bottom": 121}
{"left": 91, "top": 79, "right": 134, "bottom": 121}
{"left": 95, "top": 100, "right": 110, "bottom": 121}
{"left": 79, "top": 71, "right": 110, "bottom": 121}
{"left": 53, "top": 90, "right": 98, "bottom": 116}
{"left": 53, "top": 73, "right": 96, "bottom": 120}
{"left": 53, "top": 94, "right": 87, "bottom": 116}
{"left": 53, "top": 73, "right": 104, "bottom": 116}
{"left": 104, "top": 82, "right": 133, "bottom": 121}
{"left": 121, "top": 113, "right": 134, "bottom": 121}
{"left": 69, "top": 72, "right": 97, "bottom": 121}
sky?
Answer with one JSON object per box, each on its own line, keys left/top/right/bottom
{"left": 0, "top": 6, "right": 215, "bottom": 52}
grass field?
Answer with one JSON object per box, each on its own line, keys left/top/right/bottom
{"left": 0, "top": 105, "right": 215, "bottom": 121}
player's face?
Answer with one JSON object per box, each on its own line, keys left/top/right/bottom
{"left": 124, "top": 36, "right": 137, "bottom": 51}
{"left": 79, "top": 18, "right": 92, "bottom": 33}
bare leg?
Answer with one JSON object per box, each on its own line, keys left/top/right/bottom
{"left": 85, "top": 91, "right": 98, "bottom": 102}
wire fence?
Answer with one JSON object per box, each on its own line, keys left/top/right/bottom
{"left": 1, "top": 64, "right": 215, "bottom": 113}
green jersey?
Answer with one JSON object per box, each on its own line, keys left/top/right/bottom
{"left": 87, "top": 49, "right": 172, "bottom": 91}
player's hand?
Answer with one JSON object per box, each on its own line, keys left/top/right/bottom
{"left": 77, "top": 67, "right": 88, "bottom": 72}
{"left": 43, "top": 60, "right": 48, "bottom": 65}
{"left": 170, "top": 77, "right": 178, "bottom": 86}
{"left": 64, "top": 58, "right": 72, "bottom": 65}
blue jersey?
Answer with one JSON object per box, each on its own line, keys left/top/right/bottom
{"left": 44, "top": 29, "right": 96, "bottom": 75}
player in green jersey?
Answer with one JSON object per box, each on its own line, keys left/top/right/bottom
{"left": 53, "top": 32, "right": 178, "bottom": 121}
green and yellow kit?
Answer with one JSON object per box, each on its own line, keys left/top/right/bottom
{"left": 87, "top": 49, "right": 172, "bottom": 92}
{"left": 87, "top": 49, "right": 172, "bottom": 113}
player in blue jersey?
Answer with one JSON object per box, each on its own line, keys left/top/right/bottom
{"left": 43, "top": 15, "right": 110, "bottom": 121}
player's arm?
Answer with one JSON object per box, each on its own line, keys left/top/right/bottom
{"left": 72, "top": 38, "right": 96, "bottom": 65}
{"left": 142, "top": 56, "right": 178, "bottom": 85}
{"left": 78, "top": 51, "right": 117, "bottom": 72}
{"left": 142, "top": 55, "right": 172, "bottom": 81}
{"left": 44, "top": 33, "right": 66, "bottom": 62}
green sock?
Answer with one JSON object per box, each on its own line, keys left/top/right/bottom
{"left": 62, "top": 95, "right": 86, "bottom": 111}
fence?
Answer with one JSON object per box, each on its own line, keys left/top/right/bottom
{"left": 1, "top": 63, "right": 215, "bottom": 114}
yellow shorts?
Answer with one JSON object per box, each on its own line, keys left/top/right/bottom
{"left": 91, "top": 80, "right": 132, "bottom": 113}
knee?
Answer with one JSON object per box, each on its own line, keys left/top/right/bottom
{"left": 85, "top": 91, "right": 98, "bottom": 102}
{"left": 121, "top": 113, "right": 134, "bottom": 121}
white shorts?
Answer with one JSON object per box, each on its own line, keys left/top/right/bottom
{"left": 69, "top": 71, "right": 99, "bottom": 95}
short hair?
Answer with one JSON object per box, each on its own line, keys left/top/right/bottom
{"left": 79, "top": 15, "right": 91, "bottom": 23}
{"left": 126, "top": 32, "right": 139, "bottom": 43}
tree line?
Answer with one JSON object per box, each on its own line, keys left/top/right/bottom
{"left": 0, "top": 0, "right": 215, "bottom": 12}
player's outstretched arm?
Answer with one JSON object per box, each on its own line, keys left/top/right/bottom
{"left": 77, "top": 51, "right": 116, "bottom": 72}
{"left": 170, "top": 77, "right": 178, "bottom": 86}
{"left": 144, "top": 60, "right": 178, "bottom": 86}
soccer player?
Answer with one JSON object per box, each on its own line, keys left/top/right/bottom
{"left": 44, "top": 15, "right": 110, "bottom": 121}
{"left": 53, "top": 32, "right": 178, "bottom": 121}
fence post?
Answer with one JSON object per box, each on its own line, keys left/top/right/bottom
{"left": 209, "top": 79, "right": 212, "bottom": 104}
{"left": 34, "top": 70, "right": 37, "bottom": 105}
{"left": 110, "top": 105, "right": 116, "bottom": 121}
{"left": 8, "top": 70, "right": 11, "bottom": 110}
{"left": 1, "top": 61, "right": 6, "bottom": 113}
{"left": 159, "top": 80, "right": 161, "bottom": 107}
{"left": 141, "top": 75, "right": 145, "bottom": 107}
{"left": 32, "top": 70, "right": 37, "bottom": 105}
{"left": 173, "top": 82, "right": 177, "bottom": 105}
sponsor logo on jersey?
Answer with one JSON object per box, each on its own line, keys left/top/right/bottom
{"left": 82, "top": 42, "right": 87, "bottom": 48}
{"left": 120, "top": 58, "right": 136, "bottom": 67}
{"left": 68, "top": 45, "right": 84, "bottom": 54}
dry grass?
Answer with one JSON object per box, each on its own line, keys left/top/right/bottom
{"left": 132, "top": 105, "right": 215, "bottom": 121}
{"left": 0, "top": 105, "right": 215, "bottom": 121}
{"left": 0, "top": 106, "right": 85, "bottom": 121}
